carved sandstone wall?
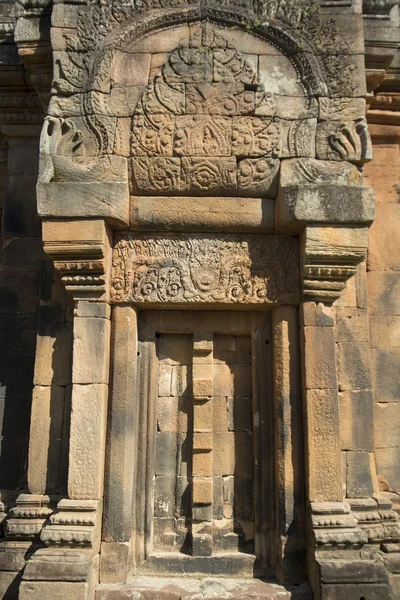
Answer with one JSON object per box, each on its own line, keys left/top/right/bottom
{"left": 0, "top": 1, "right": 399, "bottom": 600}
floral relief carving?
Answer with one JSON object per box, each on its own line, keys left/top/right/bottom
{"left": 111, "top": 233, "right": 300, "bottom": 304}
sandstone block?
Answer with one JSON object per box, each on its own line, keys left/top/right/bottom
{"left": 374, "top": 402, "right": 400, "bottom": 449}
{"left": 68, "top": 383, "right": 108, "bottom": 499}
{"left": 194, "top": 399, "right": 213, "bottom": 432}
{"left": 280, "top": 158, "right": 362, "bottom": 187}
{"left": 72, "top": 317, "right": 111, "bottom": 385}
{"left": 155, "top": 432, "right": 187, "bottom": 477}
{"left": 193, "top": 379, "right": 212, "bottom": 398}
{"left": 193, "top": 450, "right": 213, "bottom": 477}
{"left": 214, "top": 335, "right": 236, "bottom": 364}
{"left": 99, "top": 542, "right": 130, "bottom": 585}
{"left": 192, "top": 363, "right": 213, "bottom": 381}
{"left": 367, "top": 272, "right": 400, "bottom": 316}
{"left": 318, "top": 98, "right": 367, "bottom": 122}
{"left": 193, "top": 432, "right": 213, "bottom": 451}
{"left": 193, "top": 478, "right": 213, "bottom": 505}
{"left": 130, "top": 195, "right": 275, "bottom": 233}
{"left": 371, "top": 348, "right": 400, "bottom": 402}
{"left": 227, "top": 397, "right": 252, "bottom": 432}
{"left": 157, "top": 397, "right": 188, "bottom": 432}
{"left": 370, "top": 316, "right": 400, "bottom": 348}
{"left": 368, "top": 204, "right": 400, "bottom": 271}
{"left": 37, "top": 181, "right": 130, "bottom": 227}
{"left": 276, "top": 184, "right": 375, "bottom": 233}
{"left": 28, "top": 385, "right": 66, "bottom": 495}
{"left": 75, "top": 301, "right": 111, "bottom": 320}
{"left": 302, "top": 326, "right": 337, "bottom": 390}
{"left": 34, "top": 320, "right": 72, "bottom": 386}
{"left": 171, "top": 365, "right": 191, "bottom": 397}
{"left": 335, "top": 308, "right": 369, "bottom": 343}
{"left": 346, "top": 452, "right": 376, "bottom": 498}
{"left": 111, "top": 52, "right": 151, "bottom": 87}
{"left": 376, "top": 447, "right": 400, "bottom": 492}
{"left": 337, "top": 342, "right": 372, "bottom": 392}
{"left": 339, "top": 391, "right": 374, "bottom": 452}
{"left": 158, "top": 334, "right": 192, "bottom": 365}
{"left": 213, "top": 432, "right": 253, "bottom": 477}
{"left": 193, "top": 333, "right": 213, "bottom": 352}
{"left": 158, "top": 364, "right": 172, "bottom": 397}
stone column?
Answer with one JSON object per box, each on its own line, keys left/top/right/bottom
{"left": 100, "top": 305, "right": 138, "bottom": 584}
{"left": 18, "top": 218, "right": 112, "bottom": 600}
{"left": 192, "top": 333, "right": 214, "bottom": 557}
{"left": 0, "top": 122, "right": 46, "bottom": 598}
{"left": 300, "top": 224, "right": 396, "bottom": 600}
{"left": 271, "top": 305, "right": 304, "bottom": 583}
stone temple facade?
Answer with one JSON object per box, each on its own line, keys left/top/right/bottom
{"left": 0, "top": 0, "right": 399, "bottom": 599}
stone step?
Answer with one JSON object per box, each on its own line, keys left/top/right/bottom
{"left": 95, "top": 577, "right": 312, "bottom": 600}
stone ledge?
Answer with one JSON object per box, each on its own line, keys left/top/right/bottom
{"left": 37, "top": 181, "right": 130, "bottom": 228}
{"left": 276, "top": 185, "right": 376, "bottom": 233}
{"left": 129, "top": 196, "right": 274, "bottom": 233}
{"left": 95, "top": 577, "right": 312, "bottom": 600}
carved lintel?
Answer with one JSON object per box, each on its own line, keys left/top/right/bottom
{"left": 111, "top": 232, "right": 300, "bottom": 306}
{"left": 40, "top": 499, "right": 101, "bottom": 550}
{"left": 302, "top": 225, "right": 369, "bottom": 304}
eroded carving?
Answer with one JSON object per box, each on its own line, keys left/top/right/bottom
{"left": 111, "top": 233, "right": 300, "bottom": 304}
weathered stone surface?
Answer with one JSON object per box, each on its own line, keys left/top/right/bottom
{"left": 316, "top": 119, "right": 372, "bottom": 164}
{"left": 129, "top": 196, "right": 275, "bottom": 232}
{"left": 38, "top": 182, "right": 130, "bottom": 227}
{"left": 1, "top": 6, "right": 392, "bottom": 600}
{"left": 302, "top": 326, "right": 337, "bottom": 390}
{"left": 370, "top": 316, "right": 400, "bottom": 348}
{"left": 371, "top": 348, "right": 400, "bottom": 402}
{"left": 303, "top": 388, "right": 342, "bottom": 502}
{"left": 276, "top": 185, "right": 375, "bottom": 233}
{"left": 346, "top": 451, "right": 376, "bottom": 498}
{"left": 339, "top": 391, "right": 374, "bottom": 452}
{"left": 375, "top": 402, "right": 400, "bottom": 449}
{"left": 279, "top": 158, "right": 362, "bottom": 187}
{"left": 367, "top": 272, "right": 400, "bottom": 316}
{"left": 368, "top": 204, "right": 400, "bottom": 271}
{"left": 318, "top": 98, "right": 367, "bottom": 122}
{"left": 28, "top": 385, "right": 66, "bottom": 495}
{"left": 337, "top": 341, "right": 372, "bottom": 391}
{"left": 335, "top": 308, "right": 369, "bottom": 343}
{"left": 99, "top": 543, "right": 130, "bottom": 585}
{"left": 376, "top": 447, "right": 400, "bottom": 492}
{"left": 72, "top": 317, "right": 111, "bottom": 385}
{"left": 68, "top": 384, "right": 109, "bottom": 499}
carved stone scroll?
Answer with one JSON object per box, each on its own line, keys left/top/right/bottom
{"left": 111, "top": 233, "right": 300, "bottom": 305}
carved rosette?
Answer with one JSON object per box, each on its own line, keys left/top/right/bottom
{"left": 111, "top": 233, "right": 300, "bottom": 306}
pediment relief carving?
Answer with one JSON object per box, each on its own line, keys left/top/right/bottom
{"left": 127, "top": 25, "right": 315, "bottom": 196}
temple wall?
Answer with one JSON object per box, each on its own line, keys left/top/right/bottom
{"left": 0, "top": 1, "right": 399, "bottom": 599}
{"left": 364, "top": 129, "right": 400, "bottom": 496}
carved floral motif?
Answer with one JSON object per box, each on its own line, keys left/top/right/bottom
{"left": 111, "top": 233, "right": 300, "bottom": 304}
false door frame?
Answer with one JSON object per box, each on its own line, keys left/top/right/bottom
{"left": 102, "top": 304, "right": 304, "bottom": 582}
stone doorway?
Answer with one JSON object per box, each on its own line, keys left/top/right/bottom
{"left": 114, "top": 310, "right": 282, "bottom": 578}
